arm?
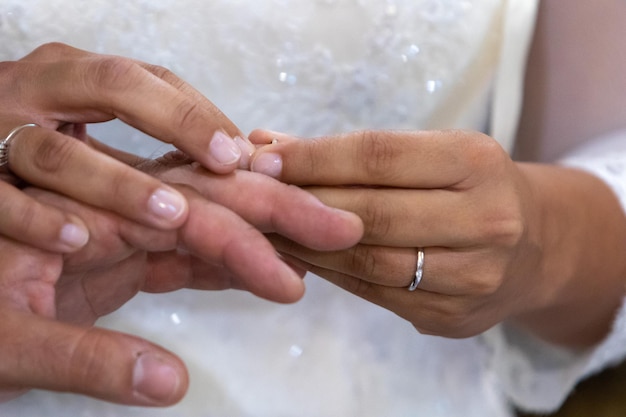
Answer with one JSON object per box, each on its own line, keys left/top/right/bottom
{"left": 511, "top": 0, "right": 626, "bottom": 345}
{"left": 245, "top": 0, "right": 626, "bottom": 349}
{"left": 514, "top": 0, "right": 626, "bottom": 162}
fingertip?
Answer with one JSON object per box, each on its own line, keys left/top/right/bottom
{"left": 313, "top": 207, "right": 364, "bottom": 251}
{"left": 246, "top": 258, "right": 305, "bottom": 304}
{"left": 248, "top": 129, "right": 273, "bottom": 144}
{"left": 5, "top": 317, "right": 189, "bottom": 407}
{"left": 205, "top": 130, "right": 241, "bottom": 173}
{"left": 58, "top": 219, "right": 90, "bottom": 251}
{"left": 250, "top": 151, "right": 283, "bottom": 178}
{"left": 132, "top": 351, "right": 189, "bottom": 406}
{"left": 279, "top": 253, "right": 311, "bottom": 278}
{"left": 276, "top": 265, "right": 306, "bottom": 304}
{"left": 147, "top": 186, "right": 189, "bottom": 227}
{"left": 335, "top": 208, "right": 365, "bottom": 241}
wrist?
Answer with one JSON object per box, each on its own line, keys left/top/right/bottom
{"left": 511, "top": 163, "right": 626, "bottom": 347}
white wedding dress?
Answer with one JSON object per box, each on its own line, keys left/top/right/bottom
{"left": 2, "top": 1, "right": 626, "bottom": 416}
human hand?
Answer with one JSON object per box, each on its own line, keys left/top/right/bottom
{"left": 248, "top": 129, "right": 626, "bottom": 345}
{"left": 0, "top": 42, "right": 255, "bottom": 253}
{"left": 0, "top": 157, "right": 363, "bottom": 405}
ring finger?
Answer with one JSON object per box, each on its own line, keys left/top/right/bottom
{"left": 269, "top": 234, "right": 484, "bottom": 296}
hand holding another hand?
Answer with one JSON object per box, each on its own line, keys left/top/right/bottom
{"left": 250, "top": 129, "right": 626, "bottom": 346}
{"left": 0, "top": 152, "right": 363, "bottom": 406}
{"left": 0, "top": 42, "right": 256, "bottom": 253}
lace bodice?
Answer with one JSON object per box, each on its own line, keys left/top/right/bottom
{"left": 2, "top": 0, "right": 517, "bottom": 152}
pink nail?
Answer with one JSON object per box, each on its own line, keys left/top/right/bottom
{"left": 209, "top": 130, "right": 241, "bottom": 165}
{"left": 59, "top": 223, "right": 89, "bottom": 248}
{"left": 251, "top": 152, "right": 282, "bottom": 178}
{"left": 133, "top": 352, "right": 180, "bottom": 404}
{"left": 148, "top": 188, "right": 186, "bottom": 222}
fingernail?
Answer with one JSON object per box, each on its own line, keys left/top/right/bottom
{"left": 148, "top": 188, "right": 187, "bottom": 222}
{"left": 251, "top": 152, "right": 282, "bottom": 178}
{"left": 234, "top": 136, "right": 255, "bottom": 170}
{"left": 59, "top": 223, "right": 89, "bottom": 248}
{"left": 209, "top": 130, "right": 241, "bottom": 165}
{"left": 133, "top": 352, "right": 181, "bottom": 404}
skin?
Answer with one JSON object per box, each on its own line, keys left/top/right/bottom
{"left": 0, "top": 42, "right": 364, "bottom": 405}
{"left": 1, "top": 0, "right": 625, "bottom": 407}
{"left": 514, "top": 0, "right": 626, "bottom": 162}
{"left": 0, "top": 154, "right": 363, "bottom": 405}
{"left": 249, "top": 129, "right": 626, "bottom": 348}
{"left": 248, "top": 0, "right": 626, "bottom": 348}
{"left": 0, "top": 42, "right": 256, "bottom": 253}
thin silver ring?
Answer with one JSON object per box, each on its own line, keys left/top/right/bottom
{"left": 0, "top": 123, "right": 39, "bottom": 168}
{"left": 408, "top": 248, "right": 424, "bottom": 291}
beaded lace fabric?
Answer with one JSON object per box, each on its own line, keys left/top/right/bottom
{"left": 5, "top": 1, "right": 620, "bottom": 416}
{"left": 1, "top": 0, "right": 505, "bottom": 147}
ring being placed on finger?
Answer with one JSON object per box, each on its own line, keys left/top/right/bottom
{"left": 0, "top": 123, "right": 39, "bottom": 168}
{"left": 408, "top": 247, "right": 425, "bottom": 291}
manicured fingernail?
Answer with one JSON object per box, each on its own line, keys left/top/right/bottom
{"left": 234, "top": 136, "right": 255, "bottom": 169}
{"left": 251, "top": 152, "right": 282, "bottom": 178}
{"left": 209, "top": 130, "right": 241, "bottom": 165}
{"left": 59, "top": 223, "right": 89, "bottom": 248}
{"left": 148, "top": 188, "right": 186, "bottom": 222}
{"left": 133, "top": 352, "right": 180, "bottom": 404}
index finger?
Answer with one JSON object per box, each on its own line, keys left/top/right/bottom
{"left": 249, "top": 129, "right": 503, "bottom": 188}
{"left": 19, "top": 43, "right": 245, "bottom": 174}
{"left": 156, "top": 164, "right": 364, "bottom": 252}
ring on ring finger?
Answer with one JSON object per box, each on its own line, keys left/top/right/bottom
{"left": 408, "top": 247, "right": 425, "bottom": 291}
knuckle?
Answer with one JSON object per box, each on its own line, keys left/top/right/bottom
{"left": 487, "top": 215, "right": 525, "bottom": 248}
{"left": 453, "top": 256, "right": 506, "bottom": 298}
{"left": 359, "top": 195, "right": 392, "bottom": 240}
{"left": 10, "top": 200, "right": 39, "bottom": 236}
{"left": 65, "top": 329, "right": 110, "bottom": 390}
{"left": 88, "top": 56, "right": 139, "bottom": 95}
{"left": 466, "top": 134, "right": 509, "bottom": 179}
{"left": 466, "top": 272, "right": 502, "bottom": 297}
{"left": 464, "top": 131, "right": 504, "bottom": 163}
{"left": 348, "top": 276, "right": 376, "bottom": 299}
{"left": 172, "top": 99, "right": 201, "bottom": 134}
{"left": 32, "top": 135, "right": 80, "bottom": 174}
{"left": 29, "top": 42, "right": 72, "bottom": 59}
{"left": 356, "top": 131, "right": 399, "bottom": 181}
{"left": 109, "top": 165, "right": 159, "bottom": 210}
{"left": 107, "top": 168, "right": 135, "bottom": 203}
{"left": 145, "top": 64, "right": 182, "bottom": 88}
{"left": 303, "top": 138, "right": 329, "bottom": 179}
{"left": 429, "top": 309, "right": 471, "bottom": 338}
{"left": 476, "top": 203, "right": 525, "bottom": 248}
{"left": 346, "top": 245, "right": 379, "bottom": 280}
{"left": 445, "top": 131, "right": 506, "bottom": 183}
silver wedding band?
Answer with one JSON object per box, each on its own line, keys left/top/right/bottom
{"left": 408, "top": 248, "right": 425, "bottom": 291}
{"left": 0, "top": 123, "right": 39, "bottom": 168}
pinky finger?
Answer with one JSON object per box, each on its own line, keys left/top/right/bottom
{"left": 0, "top": 182, "right": 89, "bottom": 252}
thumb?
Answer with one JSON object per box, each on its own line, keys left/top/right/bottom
{"left": 0, "top": 313, "right": 188, "bottom": 406}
